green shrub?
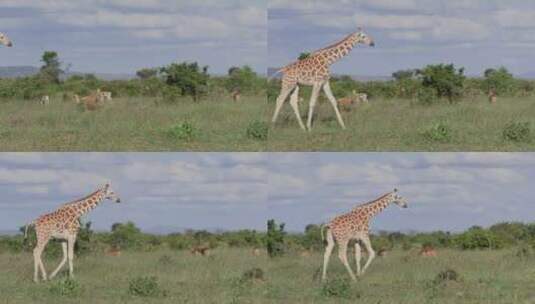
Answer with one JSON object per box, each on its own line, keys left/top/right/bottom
{"left": 434, "top": 269, "right": 459, "bottom": 284}
{"left": 454, "top": 226, "right": 503, "bottom": 250}
{"left": 419, "top": 64, "right": 465, "bottom": 102}
{"left": 503, "top": 122, "right": 530, "bottom": 142}
{"left": 321, "top": 276, "right": 352, "bottom": 298}
{"left": 241, "top": 268, "right": 265, "bottom": 282}
{"left": 266, "top": 219, "right": 286, "bottom": 258}
{"left": 246, "top": 121, "right": 268, "bottom": 141}
{"left": 423, "top": 123, "right": 452, "bottom": 142}
{"left": 515, "top": 245, "right": 533, "bottom": 259}
{"left": 49, "top": 278, "right": 82, "bottom": 297}
{"left": 128, "top": 276, "right": 165, "bottom": 297}
{"left": 166, "top": 122, "right": 195, "bottom": 141}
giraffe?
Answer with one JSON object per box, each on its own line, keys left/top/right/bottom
{"left": 271, "top": 28, "right": 374, "bottom": 131}
{"left": 0, "top": 32, "right": 13, "bottom": 47}
{"left": 321, "top": 189, "right": 407, "bottom": 281}
{"left": 24, "top": 183, "right": 121, "bottom": 282}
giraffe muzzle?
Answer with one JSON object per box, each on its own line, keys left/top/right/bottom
{"left": 7, "top": 42, "right": 12, "bottom": 47}
{"left": 370, "top": 41, "right": 375, "bottom": 47}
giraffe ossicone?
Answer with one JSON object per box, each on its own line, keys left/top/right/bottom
{"left": 321, "top": 189, "right": 407, "bottom": 281}
{"left": 25, "top": 182, "right": 121, "bottom": 283}
{"left": 271, "top": 28, "right": 375, "bottom": 131}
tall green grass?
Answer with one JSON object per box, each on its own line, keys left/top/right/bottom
{"left": 0, "top": 95, "right": 268, "bottom": 151}
{"left": 1, "top": 248, "right": 534, "bottom": 303}
{"left": 268, "top": 96, "right": 535, "bottom": 151}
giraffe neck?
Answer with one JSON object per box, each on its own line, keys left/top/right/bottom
{"left": 311, "top": 32, "right": 359, "bottom": 66}
{"left": 61, "top": 188, "right": 105, "bottom": 218}
{"left": 352, "top": 193, "right": 393, "bottom": 219}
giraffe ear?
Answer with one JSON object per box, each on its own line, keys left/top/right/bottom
{"left": 394, "top": 188, "right": 398, "bottom": 192}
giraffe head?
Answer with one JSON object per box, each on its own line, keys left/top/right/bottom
{"left": 390, "top": 188, "right": 407, "bottom": 208}
{"left": 0, "top": 33, "right": 13, "bottom": 47}
{"left": 354, "top": 28, "right": 375, "bottom": 47}
{"left": 103, "top": 182, "right": 121, "bottom": 203}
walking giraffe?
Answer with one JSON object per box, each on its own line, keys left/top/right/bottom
{"left": 271, "top": 28, "right": 374, "bottom": 131}
{"left": 24, "top": 183, "right": 121, "bottom": 282}
{"left": 321, "top": 189, "right": 408, "bottom": 281}
{"left": 0, "top": 32, "right": 13, "bottom": 47}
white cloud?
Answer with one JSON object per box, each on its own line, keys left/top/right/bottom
{"left": 495, "top": 9, "right": 535, "bottom": 28}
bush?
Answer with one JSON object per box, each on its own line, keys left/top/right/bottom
{"left": 266, "top": 219, "right": 286, "bottom": 258}
{"left": 423, "top": 123, "right": 452, "bottom": 142}
{"left": 434, "top": 269, "right": 459, "bottom": 284}
{"left": 241, "top": 268, "right": 265, "bottom": 282}
{"left": 454, "top": 226, "right": 503, "bottom": 250}
{"left": 321, "top": 276, "right": 352, "bottom": 298}
{"left": 109, "top": 222, "right": 143, "bottom": 250}
{"left": 166, "top": 122, "right": 195, "bottom": 141}
{"left": 419, "top": 64, "right": 465, "bottom": 102}
{"left": 484, "top": 67, "right": 516, "bottom": 96}
{"left": 503, "top": 122, "right": 530, "bottom": 142}
{"left": 128, "top": 276, "right": 165, "bottom": 297}
{"left": 160, "top": 62, "right": 209, "bottom": 102}
{"left": 246, "top": 121, "right": 268, "bottom": 141}
{"left": 49, "top": 278, "right": 82, "bottom": 297}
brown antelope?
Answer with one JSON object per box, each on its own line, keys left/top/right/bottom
{"left": 105, "top": 245, "right": 121, "bottom": 257}
{"left": 488, "top": 89, "right": 497, "bottom": 104}
{"left": 299, "top": 250, "right": 311, "bottom": 257}
{"left": 252, "top": 248, "right": 262, "bottom": 256}
{"left": 190, "top": 245, "right": 211, "bottom": 256}
{"left": 231, "top": 89, "right": 241, "bottom": 102}
{"left": 377, "top": 248, "right": 388, "bottom": 257}
{"left": 419, "top": 245, "right": 437, "bottom": 257}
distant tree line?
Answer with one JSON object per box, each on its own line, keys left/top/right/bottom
{"left": 2, "top": 220, "right": 535, "bottom": 258}
{"left": 0, "top": 51, "right": 266, "bottom": 102}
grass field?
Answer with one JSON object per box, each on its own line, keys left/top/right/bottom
{"left": 269, "top": 96, "right": 535, "bottom": 151}
{"left": 2, "top": 248, "right": 534, "bottom": 303}
{"left": 0, "top": 95, "right": 268, "bottom": 151}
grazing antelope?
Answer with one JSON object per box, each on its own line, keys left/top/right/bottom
{"left": 377, "top": 248, "right": 388, "bottom": 257}
{"left": 190, "top": 245, "right": 211, "bottom": 256}
{"left": 321, "top": 189, "right": 408, "bottom": 281}
{"left": 252, "top": 248, "right": 262, "bottom": 256}
{"left": 39, "top": 95, "right": 50, "bottom": 105}
{"left": 488, "top": 89, "right": 497, "bottom": 104}
{"left": 24, "top": 183, "right": 121, "bottom": 282}
{"left": 338, "top": 91, "right": 368, "bottom": 111}
{"left": 271, "top": 28, "right": 375, "bottom": 131}
{"left": 105, "top": 245, "right": 121, "bottom": 257}
{"left": 231, "top": 89, "right": 241, "bottom": 102}
{"left": 419, "top": 245, "right": 437, "bottom": 257}
{"left": 300, "top": 250, "right": 311, "bottom": 257}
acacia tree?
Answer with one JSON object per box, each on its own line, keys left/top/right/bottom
{"left": 483, "top": 67, "right": 515, "bottom": 95}
{"left": 136, "top": 68, "right": 158, "bottom": 80}
{"left": 160, "top": 62, "right": 209, "bottom": 102}
{"left": 39, "top": 51, "right": 64, "bottom": 84}
{"left": 418, "top": 64, "right": 465, "bottom": 102}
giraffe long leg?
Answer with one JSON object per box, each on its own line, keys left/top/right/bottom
{"left": 337, "top": 240, "right": 357, "bottom": 281}
{"left": 321, "top": 228, "right": 335, "bottom": 281}
{"left": 306, "top": 83, "right": 322, "bottom": 131}
{"left": 33, "top": 244, "right": 47, "bottom": 282}
{"left": 360, "top": 235, "right": 376, "bottom": 274}
{"left": 289, "top": 86, "right": 306, "bottom": 130}
{"left": 322, "top": 81, "right": 346, "bottom": 129}
{"left": 67, "top": 235, "right": 76, "bottom": 278}
{"left": 271, "top": 85, "right": 295, "bottom": 124}
{"left": 354, "top": 241, "right": 362, "bottom": 276}
{"left": 50, "top": 242, "right": 68, "bottom": 279}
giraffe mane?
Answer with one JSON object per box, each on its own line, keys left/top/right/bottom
{"left": 310, "top": 32, "right": 355, "bottom": 56}
{"left": 59, "top": 188, "right": 102, "bottom": 208}
{"left": 351, "top": 191, "right": 392, "bottom": 211}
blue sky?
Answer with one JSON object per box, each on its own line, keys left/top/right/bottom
{"left": 268, "top": 0, "right": 535, "bottom": 77}
{"left": 0, "top": 153, "right": 534, "bottom": 234}
{"left": 0, "top": 0, "right": 266, "bottom": 75}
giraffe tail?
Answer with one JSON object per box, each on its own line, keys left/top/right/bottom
{"left": 24, "top": 221, "right": 35, "bottom": 240}
{"left": 267, "top": 68, "right": 284, "bottom": 81}
{"left": 320, "top": 224, "right": 330, "bottom": 242}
